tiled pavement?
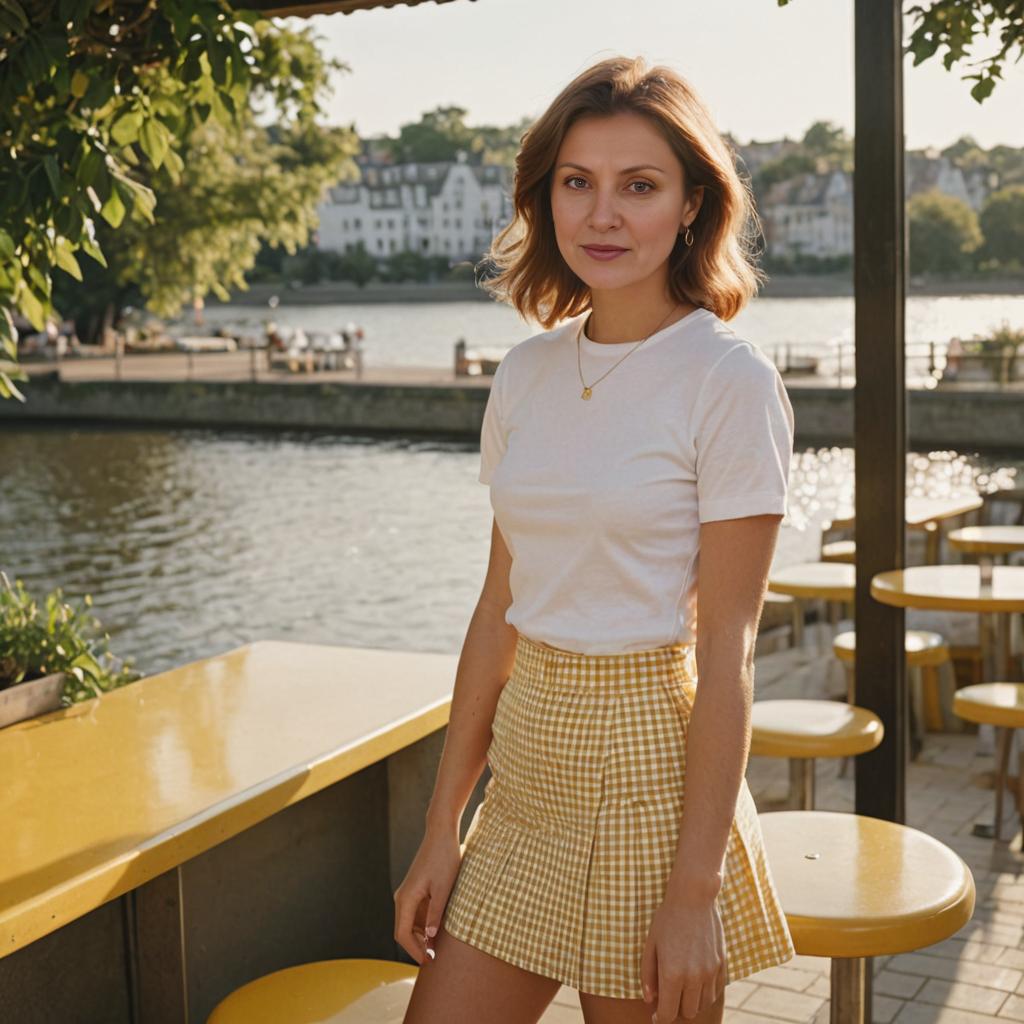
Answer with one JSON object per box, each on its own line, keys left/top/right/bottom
{"left": 537, "top": 622, "right": 1024, "bottom": 1023}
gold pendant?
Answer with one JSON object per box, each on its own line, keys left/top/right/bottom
{"left": 581, "top": 386, "right": 592, "bottom": 400}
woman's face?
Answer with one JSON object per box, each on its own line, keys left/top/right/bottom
{"left": 549, "top": 111, "right": 702, "bottom": 293}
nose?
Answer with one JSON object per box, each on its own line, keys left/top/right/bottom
{"left": 586, "top": 186, "right": 622, "bottom": 231}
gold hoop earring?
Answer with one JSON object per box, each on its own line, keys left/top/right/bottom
{"left": 683, "top": 226, "right": 694, "bottom": 247}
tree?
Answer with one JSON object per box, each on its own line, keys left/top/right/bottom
{"left": 334, "top": 242, "right": 377, "bottom": 287}
{"left": 978, "top": 185, "right": 1024, "bottom": 268}
{"left": 803, "top": 121, "right": 853, "bottom": 170}
{"left": 386, "top": 105, "right": 475, "bottom": 164}
{"left": 0, "top": 1, "right": 351, "bottom": 400}
{"left": 54, "top": 97, "right": 359, "bottom": 339}
{"left": 907, "top": 190, "right": 982, "bottom": 274}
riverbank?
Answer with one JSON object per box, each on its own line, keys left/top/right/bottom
{"left": 211, "top": 272, "right": 1024, "bottom": 307}
{"left": 9, "top": 359, "right": 1024, "bottom": 454}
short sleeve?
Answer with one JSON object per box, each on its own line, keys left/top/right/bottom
{"left": 478, "top": 357, "right": 508, "bottom": 484}
{"left": 693, "top": 343, "right": 795, "bottom": 523}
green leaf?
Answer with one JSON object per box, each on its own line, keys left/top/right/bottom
{"left": 43, "top": 155, "right": 61, "bottom": 197}
{"left": 0, "top": 370, "right": 27, "bottom": 403}
{"left": 0, "top": 0, "right": 30, "bottom": 32}
{"left": 0, "top": 230, "right": 13, "bottom": 261}
{"left": 111, "top": 111, "right": 143, "bottom": 147}
{"left": 69, "top": 68, "right": 89, "bottom": 98}
{"left": 99, "top": 185, "right": 126, "bottom": 228}
{"left": 15, "top": 281, "right": 47, "bottom": 331}
{"left": 139, "top": 118, "right": 169, "bottom": 169}
{"left": 54, "top": 242, "right": 82, "bottom": 281}
{"left": 79, "top": 235, "right": 107, "bottom": 269}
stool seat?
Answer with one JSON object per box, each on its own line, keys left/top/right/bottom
{"left": 821, "top": 539, "right": 856, "bottom": 563}
{"left": 759, "top": 810, "right": 975, "bottom": 959}
{"left": 750, "top": 699, "right": 883, "bottom": 759}
{"left": 207, "top": 959, "right": 418, "bottom": 1024}
{"left": 954, "top": 683, "right": 1024, "bottom": 729}
{"left": 832, "top": 629, "right": 950, "bottom": 667}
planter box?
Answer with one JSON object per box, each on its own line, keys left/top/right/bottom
{"left": 0, "top": 672, "right": 65, "bottom": 729}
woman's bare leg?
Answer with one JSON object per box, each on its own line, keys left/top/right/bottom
{"left": 579, "top": 989, "right": 725, "bottom": 1024}
{"left": 402, "top": 923, "right": 563, "bottom": 1024}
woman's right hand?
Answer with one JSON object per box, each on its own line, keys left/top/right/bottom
{"left": 393, "top": 828, "right": 464, "bottom": 965}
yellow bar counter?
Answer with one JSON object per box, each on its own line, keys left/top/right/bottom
{"left": 0, "top": 640, "right": 461, "bottom": 1023}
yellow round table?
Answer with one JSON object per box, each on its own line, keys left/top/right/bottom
{"left": 871, "top": 565, "right": 1024, "bottom": 682}
{"left": 829, "top": 495, "right": 984, "bottom": 564}
{"left": 760, "top": 811, "right": 975, "bottom": 1022}
{"left": 768, "top": 562, "right": 856, "bottom": 650}
{"left": 953, "top": 683, "right": 1024, "bottom": 842}
{"left": 949, "top": 525, "right": 1024, "bottom": 559}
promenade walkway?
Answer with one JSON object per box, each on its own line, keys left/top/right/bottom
{"left": 539, "top": 623, "right": 1024, "bottom": 1024}
{"left": 22, "top": 350, "right": 1024, "bottom": 393}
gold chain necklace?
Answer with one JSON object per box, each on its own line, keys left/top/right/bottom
{"left": 575, "top": 302, "right": 681, "bottom": 400}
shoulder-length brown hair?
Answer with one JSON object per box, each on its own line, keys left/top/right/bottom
{"left": 479, "top": 55, "right": 766, "bottom": 327}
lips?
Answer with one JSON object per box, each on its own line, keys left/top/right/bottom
{"left": 582, "top": 245, "right": 628, "bottom": 261}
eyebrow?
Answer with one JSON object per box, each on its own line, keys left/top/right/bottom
{"left": 555, "top": 162, "right": 668, "bottom": 175}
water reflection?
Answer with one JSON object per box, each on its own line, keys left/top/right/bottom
{"left": 1, "top": 425, "right": 1019, "bottom": 678}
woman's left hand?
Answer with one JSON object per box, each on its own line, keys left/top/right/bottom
{"left": 640, "top": 890, "right": 726, "bottom": 1022}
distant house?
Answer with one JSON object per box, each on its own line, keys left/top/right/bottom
{"left": 757, "top": 149, "right": 1000, "bottom": 260}
{"left": 761, "top": 169, "right": 853, "bottom": 259}
{"left": 315, "top": 152, "right": 513, "bottom": 262}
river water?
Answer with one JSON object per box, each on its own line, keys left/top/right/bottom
{"left": 3, "top": 295, "right": 1023, "bottom": 678}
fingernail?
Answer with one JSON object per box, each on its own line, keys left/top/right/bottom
{"left": 426, "top": 925, "right": 437, "bottom": 937}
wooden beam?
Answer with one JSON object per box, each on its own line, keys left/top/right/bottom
{"left": 853, "top": 0, "right": 908, "bottom": 825}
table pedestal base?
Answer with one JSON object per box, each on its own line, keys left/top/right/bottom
{"left": 831, "top": 956, "right": 872, "bottom": 1024}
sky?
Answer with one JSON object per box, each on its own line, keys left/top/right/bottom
{"left": 291, "top": 0, "right": 1024, "bottom": 152}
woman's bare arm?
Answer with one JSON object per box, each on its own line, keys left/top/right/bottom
{"left": 665, "top": 512, "right": 784, "bottom": 904}
{"left": 424, "top": 516, "right": 519, "bottom": 841}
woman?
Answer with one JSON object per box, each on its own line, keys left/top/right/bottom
{"left": 395, "top": 55, "right": 796, "bottom": 1024}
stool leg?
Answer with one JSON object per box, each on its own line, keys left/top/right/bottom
{"left": 837, "top": 662, "right": 854, "bottom": 779}
{"left": 791, "top": 600, "right": 804, "bottom": 649}
{"left": 994, "top": 726, "right": 1012, "bottom": 842}
{"left": 831, "top": 956, "right": 871, "bottom": 1024}
{"left": 790, "top": 758, "right": 815, "bottom": 810}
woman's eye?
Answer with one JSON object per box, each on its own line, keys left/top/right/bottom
{"left": 565, "top": 175, "right": 587, "bottom": 189}
{"left": 630, "top": 181, "right": 654, "bottom": 194}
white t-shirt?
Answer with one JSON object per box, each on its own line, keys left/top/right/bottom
{"left": 479, "top": 306, "right": 795, "bottom": 654}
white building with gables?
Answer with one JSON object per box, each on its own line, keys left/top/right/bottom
{"left": 314, "top": 152, "right": 513, "bottom": 263}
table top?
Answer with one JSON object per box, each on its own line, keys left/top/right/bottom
{"left": 947, "top": 525, "right": 1024, "bottom": 555}
{"left": 750, "top": 699, "right": 883, "bottom": 759}
{"left": 828, "top": 495, "right": 984, "bottom": 530}
{"left": 871, "top": 565, "right": 1024, "bottom": 612}
{"left": 759, "top": 810, "right": 975, "bottom": 958}
{"left": 768, "top": 561, "right": 856, "bottom": 600}
{"left": 0, "top": 641, "right": 458, "bottom": 958}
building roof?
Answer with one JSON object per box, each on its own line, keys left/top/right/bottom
{"left": 241, "top": 0, "right": 475, "bottom": 18}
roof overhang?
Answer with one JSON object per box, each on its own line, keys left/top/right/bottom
{"left": 240, "top": 0, "right": 474, "bottom": 18}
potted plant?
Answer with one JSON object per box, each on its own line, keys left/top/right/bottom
{"left": 0, "top": 571, "right": 141, "bottom": 729}
{"left": 949, "top": 321, "right": 1024, "bottom": 384}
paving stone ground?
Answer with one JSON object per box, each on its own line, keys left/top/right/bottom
{"left": 537, "top": 622, "right": 1023, "bottom": 1023}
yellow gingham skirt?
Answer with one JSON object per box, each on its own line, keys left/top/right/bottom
{"left": 441, "top": 632, "right": 796, "bottom": 999}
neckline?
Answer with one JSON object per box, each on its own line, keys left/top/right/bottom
{"left": 574, "top": 307, "right": 710, "bottom": 357}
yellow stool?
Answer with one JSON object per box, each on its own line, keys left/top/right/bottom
{"left": 206, "top": 959, "right": 418, "bottom": 1023}
{"left": 760, "top": 810, "right": 975, "bottom": 1024}
{"left": 832, "top": 629, "right": 950, "bottom": 747}
{"left": 764, "top": 590, "right": 801, "bottom": 647}
{"left": 750, "top": 699, "right": 883, "bottom": 809}
{"left": 953, "top": 683, "right": 1024, "bottom": 842}
{"left": 821, "top": 539, "right": 856, "bottom": 563}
